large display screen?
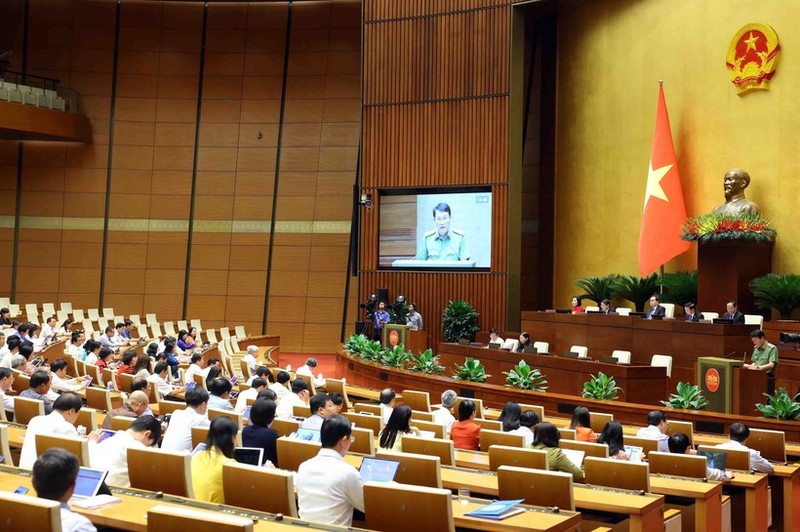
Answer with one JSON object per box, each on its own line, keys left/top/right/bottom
{"left": 379, "top": 188, "right": 492, "bottom": 269}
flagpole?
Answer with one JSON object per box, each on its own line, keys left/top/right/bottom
{"left": 659, "top": 265, "right": 665, "bottom": 294}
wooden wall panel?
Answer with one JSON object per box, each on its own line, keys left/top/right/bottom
{"left": 365, "top": 0, "right": 515, "bottom": 21}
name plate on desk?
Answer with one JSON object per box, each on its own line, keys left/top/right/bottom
{"left": 391, "top": 259, "right": 477, "bottom": 268}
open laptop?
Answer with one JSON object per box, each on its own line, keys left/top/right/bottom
{"left": 624, "top": 445, "right": 644, "bottom": 462}
{"left": 698, "top": 450, "right": 728, "bottom": 471}
{"left": 234, "top": 447, "right": 264, "bottom": 467}
{"left": 563, "top": 352, "right": 580, "bottom": 359}
{"left": 555, "top": 308, "right": 571, "bottom": 314}
{"left": 293, "top": 428, "right": 321, "bottom": 442}
{"left": 70, "top": 467, "right": 108, "bottom": 501}
{"left": 487, "top": 342, "right": 502, "bottom": 349}
{"left": 601, "top": 356, "right": 618, "bottom": 365}
{"left": 359, "top": 456, "right": 401, "bottom": 483}
{"left": 561, "top": 449, "right": 586, "bottom": 469}
{"left": 713, "top": 318, "right": 734, "bottom": 324}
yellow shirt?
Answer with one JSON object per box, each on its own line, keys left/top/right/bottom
{"left": 191, "top": 448, "right": 235, "bottom": 503}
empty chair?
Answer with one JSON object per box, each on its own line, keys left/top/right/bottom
{"left": 584, "top": 305, "right": 600, "bottom": 312}
{"left": 364, "top": 482, "right": 454, "bottom": 532}
{"left": 129, "top": 314, "right": 142, "bottom": 326}
{"left": 113, "top": 315, "right": 124, "bottom": 325}
{"left": 128, "top": 447, "right": 194, "bottom": 497}
{"left": 150, "top": 322, "right": 163, "bottom": 338}
{"left": 478, "top": 429, "right": 524, "bottom": 452}
{"left": 702, "top": 311, "right": 719, "bottom": 320}
{"left": 205, "top": 329, "right": 218, "bottom": 344}
{"left": 744, "top": 314, "right": 764, "bottom": 328}
{"left": 8, "top": 304, "right": 20, "bottom": 317}
{"left": 102, "top": 308, "right": 115, "bottom": 320}
{"left": 662, "top": 303, "right": 676, "bottom": 318}
{"left": 584, "top": 457, "right": 650, "bottom": 492}
{"left": 220, "top": 327, "right": 231, "bottom": 340}
{"left": 137, "top": 324, "right": 149, "bottom": 339}
{"left": 497, "top": 465, "right": 575, "bottom": 510}
{"left": 325, "top": 378, "right": 350, "bottom": 412}
{"left": 72, "top": 309, "right": 85, "bottom": 322}
{"left": 350, "top": 427, "right": 375, "bottom": 456}
{"left": 146, "top": 313, "right": 158, "bottom": 325}
{"left": 164, "top": 322, "right": 177, "bottom": 337}
{"left": 56, "top": 310, "right": 70, "bottom": 323}
{"left": 25, "top": 303, "right": 39, "bottom": 322}
{"left": 235, "top": 325, "right": 247, "bottom": 338}
{"left": 0, "top": 297, "right": 8, "bottom": 308}
{"left": 87, "top": 308, "right": 100, "bottom": 322}
{"left": 570, "top": 345, "right": 589, "bottom": 358}
{"left": 533, "top": 341, "right": 549, "bottom": 354}
{"left": 76, "top": 408, "right": 99, "bottom": 432}
{"left": 616, "top": 307, "right": 632, "bottom": 316}
{"left": 42, "top": 303, "right": 56, "bottom": 317}
{"left": 651, "top": 354, "right": 673, "bottom": 377}
{"left": 0, "top": 491, "right": 61, "bottom": 532}
{"left": 611, "top": 350, "right": 632, "bottom": 364}
{"left": 222, "top": 462, "right": 298, "bottom": 516}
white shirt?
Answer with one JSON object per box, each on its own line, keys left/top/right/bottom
{"left": 160, "top": 407, "right": 210, "bottom": 452}
{"left": 714, "top": 439, "right": 774, "bottom": 474}
{"left": 40, "top": 323, "right": 58, "bottom": 340}
{"left": 297, "top": 448, "right": 364, "bottom": 526}
{"left": 60, "top": 503, "right": 97, "bottom": 532}
{"left": 90, "top": 430, "right": 147, "bottom": 487}
{"left": 296, "top": 365, "right": 325, "bottom": 388}
{"left": 0, "top": 352, "right": 12, "bottom": 369}
{"left": 183, "top": 363, "right": 203, "bottom": 385}
{"left": 380, "top": 403, "right": 393, "bottom": 426}
{"left": 0, "top": 387, "right": 14, "bottom": 413}
{"left": 68, "top": 344, "right": 83, "bottom": 358}
{"left": 431, "top": 406, "right": 455, "bottom": 436}
{"left": 276, "top": 393, "right": 307, "bottom": 419}
{"left": 51, "top": 372, "right": 85, "bottom": 394}
{"left": 208, "top": 394, "right": 234, "bottom": 412}
{"left": 509, "top": 425, "right": 534, "bottom": 447}
{"left": 20, "top": 411, "right": 79, "bottom": 469}
{"left": 84, "top": 353, "right": 98, "bottom": 366}
{"left": 635, "top": 425, "right": 669, "bottom": 453}
{"left": 146, "top": 373, "right": 173, "bottom": 400}
{"left": 234, "top": 387, "right": 259, "bottom": 413}
{"left": 269, "top": 382, "right": 291, "bottom": 404}
{"left": 301, "top": 414, "right": 324, "bottom": 431}
{"left": 243, "top": 354, "right": 258, "bottom": 373}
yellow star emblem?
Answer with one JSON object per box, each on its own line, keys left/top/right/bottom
{"left": 744, "top": 32, "right": 759, "bottom": 52}
{"left": 643, "top": 161, "right": 672, "bottom": 211}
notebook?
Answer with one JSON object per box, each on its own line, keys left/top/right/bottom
{"left": 698, "top": 450, "right": 728, "bottom": 471}
{"left": 561, "top": 448, "right": 586, "bottom": 469}
{"left": 70, "top": 467, "right": 108, "bottom": 501}
{"left": 465, "top": 499, "right": 525, "bottom": 521}
{"left": 359, "top": 456, "right": 401, "bottom": 483}
{"left": 624, "top": 445, "right": 644, "bottom": 462}
{"left": 234, "top": 447, "right": 264, "bottom": 466}
{"left": 293, "top": 428, "right": 321, "bottom": 442}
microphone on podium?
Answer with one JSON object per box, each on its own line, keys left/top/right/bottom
{"left": 723, "top": 350, "right": 737, "bottom": 359}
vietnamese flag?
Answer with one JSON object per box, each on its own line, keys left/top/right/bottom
{"left": 637, "top": 84, "right": 690, "bottom": 277}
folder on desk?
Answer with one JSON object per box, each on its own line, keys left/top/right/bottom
{"left": 465, "top": 499, "right": 525, "bottom": 521}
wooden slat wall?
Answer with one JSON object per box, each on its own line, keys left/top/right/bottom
{"left": 361, "top": 0, "right": 515, "bottom": 347}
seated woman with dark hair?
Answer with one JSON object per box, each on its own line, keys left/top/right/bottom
{"left": 569, "top": 406, "right": 597, "bottom": 442}
{"left": 596, "top": 421, "right": 630, "bottom": 460}
{"left": 533, "top": 422, "right": 584, "bottom": 482}
{"left": 570, "top": 296, "right": 584, "bottom": 314}
{"left": 379, "top": 405, "right": 421, "bottom": 451}
{"left": 450, "top": 399, "right": 481, "bottom": 451}
{"left": 205, "top": 365, "right": 223, "bottom": 388}
{"left": 497, "top": 401, "right": 522, "bottom": 432}
{"left": 242, "top": 398, "right": 279, "bottom": 467}
{"left": 192, "top": 416, "right": 238, "bottom": 503}
{"left": 509, "top": 410, "right": 539, "bottom": 446}
{"left": 177, "top": 330, "right": 196, "bottom": 351}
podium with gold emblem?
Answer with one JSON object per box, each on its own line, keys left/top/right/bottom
{"left": 697, "top": 357, "right": 743, "bottom": 413}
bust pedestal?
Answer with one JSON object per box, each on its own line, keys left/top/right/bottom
{"left": 697, "top": 240, "right": 773, "bottom": 318}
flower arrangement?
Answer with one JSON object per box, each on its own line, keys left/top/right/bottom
{"left": 680, "top": 212, "right": 776, "bottom": 244}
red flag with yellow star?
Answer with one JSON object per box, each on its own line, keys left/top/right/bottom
{"left": 637, "top": 85, "right": 690, "bottom": 277}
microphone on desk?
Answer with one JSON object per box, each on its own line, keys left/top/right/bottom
{"left": 723, "top": 350, "right": 737, "bottom": 359}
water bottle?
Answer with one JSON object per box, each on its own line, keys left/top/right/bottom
{"left": 107, "top": 380, "right": 115, "bottom": 391}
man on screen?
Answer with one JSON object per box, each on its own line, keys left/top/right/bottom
{"left": 416, "top": 203, "right": 470, "bottom": 261}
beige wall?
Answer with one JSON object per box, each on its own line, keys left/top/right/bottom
{"left": 555, "top": 0, "right": 800, "bottom": 305}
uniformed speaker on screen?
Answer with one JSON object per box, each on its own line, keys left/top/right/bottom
{"left": 415, "top": 203, "right": 471, "bottom": 261}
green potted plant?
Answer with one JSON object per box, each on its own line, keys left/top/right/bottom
{"left": 574, "top": 274, "right": 619, "bottom": 305}
{"left": 380, "top": 344, "right": 411, "bottom": 368}
{"left": 661, "top": 381, "right": 709, "bottom": 410}
{"left": 611, "top": 273, "right": 660, "bottom": 312}
{"left": 755, "top": 388, "right": 800, "bottom": 420}
{"left": 581, "top": 372, "right": 621, "bottom": 400}
{"left": 408, "top": 349, "right": 445, "bottom": 375}
{"left": 442, "top": 300, "right": 480, "bottom": 342}
{"left": 659, "top": 271, "right": 698, "bottom": 306}
{"left": 452, "top": 357, "right": 490, "bottom": 383}
{"left": 749, "top": 274, "right": 800, "bottom": 319}
{"left": 503, "top": 360, "right": 548, "bottom": 391}
{"left": 343, "top": 334, "right": 382, "bottom": 361}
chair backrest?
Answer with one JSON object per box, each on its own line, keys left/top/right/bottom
{"left": 239, "top": 359, "right": 252, "bottom": 379}
{"left": 497, "top": 465, "right": 575, "bottom": 511}
{"left": 611, "top": 350, "right": 632, "bottom": 364}
{"left": 84, "top": 363, "right": 103, "bottom": 387}
{"left": 25, "top": 303, "right": 39, "bottom": 322}
{"left": 276, "top": 437, "right": 321, "bottom": 472}
{"left": 350, "top": 427, "right": 375, "bottom": 456}
{"left": 128, "top": 447, "right": 194, "bottom": 497}
{"left": 190, "top": 319, "right": 203, "bottom": 333}
{"left": 409, "top": 419, "right": 445, "bottom": 439}
{"left": 453, "top": 397, "right": 483, "bottom": 419}
{"left": 293, "top": 373, "right": 316, "bottom": 396}
{"left": 85, "top": 386, "right": 114, "bottom": 412}
{"left": 235, "top": 325, "right": 247, "bottom": 339}
{"left": 57, "top": 309, "right": 70, "bottom": 323}
{"left": 150, "top": 322, "right": 163, "bottom": 338}
{"left": 364, "top": 482, "right": 454, "bottom": 532}
{"left": 558, "top": 427, "right": 576, "bottom": 440}
{"left": 177, "top": 320, "right": 188, "bottom": 332}
{"left": 163, "top": 321, "right": 176, "bottom": 337}
{"left": 570, "top": 345, "right": 589, "bottom": 358}
{"left": 411, "top": 410, "right": 434, "bottom": 422}
{"left": 665, "top": 420, "right": 694, "bottom": 445}
{"left": 292, "top": 404, "right": 311, "bottom": 419}
{"left": 0, "top": 424, "right": 15, "bottom": 466}
{"left": 584, "top": 457, "right": 650, "bottom": 492}
{"left": 102, "top": 368, "right": 116, "bottom": 388}
{"left": 662, "top": 303, "right": 675, "bottom": 318}
{"left": 13, "top": 372, "right": 30, "bottom": 392}
{"left": 74, "top": 359, "right": 87, "bottom": 377}
{"left": 146, "top": 313, "right": 158, "bottom": 325}
{"left": 158, "top": 400, "right": 187, "bottom": 416}
{"left": 584, "top": 305, "right": 600, "bottom": 312}
{"left": 222, "top": 462, "right": 297, "bottom": 516}
{"left": 0, "top": 492, "right": 61, "bottom": 532}
{"left": 616, "top": 307, "right": 632, "bottom": 316}
{"left": 697, "top": 444, "right": 751, "bottom": 471}
{"left": 110, "top": 415, "right": 136, "bottom": 431}
{"left": 76, "top": 408, "right": 99, "bottom": 431}
{"left": 624, "top": 435, "right": 660, "bottom": 456}
{"left": 401, "top": 389, "right": 431, "bottom": 412}
{"left": 588, "top": 411, "right": 614, "bottom": 433}
{"left": 136, "top": 324, "right": 149, "bottom": 339}
{"left": 354, "top": 402, "right": 380, "bottom": 416}
{"left": 42, "top": 303, "right": 56, "bottom": 317}
{"left": 102, "top": 308, "right": 115, "bottom": 320}
{"left": 64, "top": 355, "right": 79, "bottom": 378}
{"left": 206, "top": 329, "right": 218, "bottom": 344}
{"left": 118, "top": 372, "right": 135, "bottom": 393}
{"left": 72, "top": 308, "right": 85, "bottom": 321}
{"left": 533, "top": 341, "right": 549, "bottom": 354}
{"left": 220, "top": 327, "right": 231, "bottom": 340}
{"left": 647, "top": 451, "right": 707, "bottom": 479}
{"left": 474, "top": 418, "right": 502, "bottom": 431}
{"left": 207, "top": 408, "right": 243, "bottom": 432}
{"left": 324, "top": 378, "right": 349, "bottom": 412}
{"left": 503, "top": 338, "right": 519, "bottom": 351}
{"left": 747, "top": 427, "right": 787, "bottom": 463}
{"left": 60, "top": 301, "right": 73, "bottom": 314}
{"left": 744, "top": 314, "right": 764, "bottom": 328}
{"left": 651, "top": 354, "right": 673, "bottom": 377}
{"left": 488, "top": 445, "right": 548, "bottom": 471}
{"left": 702, "top": 311, "right": 719, "bottom": 320}
{"left": 147, "top": 504, "right": 254, "bottom": 532}
{"left": 401, "top": 435, "right": 455, "bottom": 466}
{"left": 14, "top": 396, "right": 45, "bottom": 424}
{"left": 479, "top": 429, "right": 525, "bottom": 452}
{"left": 191, "top": 426, "right": 210, "bottom": 449}
{"left": 376, "top": 450, "right": 442, "bottom": 488}
{"left": 87, "top": 308, "right": 100, "bottom": 322}
{"left": 560, "top": 439, "right": 609, "bottom": 459}
{"left": 271, "top": 418, "right": 301, "bottom": 438}
{"left": 348, "top": 412, "right": 382, "bottom": 436}
{"left": 36, "top": 433, "right": 91, "bottom": 466}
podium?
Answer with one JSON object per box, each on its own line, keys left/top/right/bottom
{"left": 697, "top": 357, "right": 742, "bottom": 413}
{"left": 733, "top": 366, "right": 769, "bottom": 416}
{"left": 383, "top": 324, "right": 429, "bottom": 354}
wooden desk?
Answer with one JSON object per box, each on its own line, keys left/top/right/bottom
{"left": 437, "top": 343, "right": 668, "bottom": 404}
{"left": 649, "top": 475, "right": 723, "bottom": 532}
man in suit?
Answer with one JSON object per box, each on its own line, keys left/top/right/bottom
{"left": 684, "top": 302, "right": 704, "bottom": 322}
{"left": 645, "top": 295, "right": 666, "bottom": 319}
{"left": 723, "top": 301, "right": 745, "bottom": 323}
{"left": 599, "top": 299, "right": 615, "bottom": 314}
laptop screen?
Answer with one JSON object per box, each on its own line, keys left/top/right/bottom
{"left": 359, "top": 456, "right": 400, "bottom": 482}
{"left": 698, "top": 450, "right": 728, "bottom": 471}
{"left": 294, "top": 428, "right": 321, "bottom": 442}
{"left": 73, "top": 467, "right": 108, "bottom": 499}
{"left": 234, "top": 447, "right": 264, "bottom": 466}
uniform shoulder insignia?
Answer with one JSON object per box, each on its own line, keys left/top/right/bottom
{"left": 424, "top": 229, "right": 437, "bottom": 237}
{"left": 451, "top": 228, "right": 465, "bottom": 236}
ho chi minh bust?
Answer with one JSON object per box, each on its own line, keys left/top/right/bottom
{"left": 711, "top": 168, "right": 760, "bottom": 217}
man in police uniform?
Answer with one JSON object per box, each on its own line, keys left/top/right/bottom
{"left": 744, "top": 329, "right": 778, "bottom": 395}
{"left": 416, "top": 202, "right": 470, "bottom": 261}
